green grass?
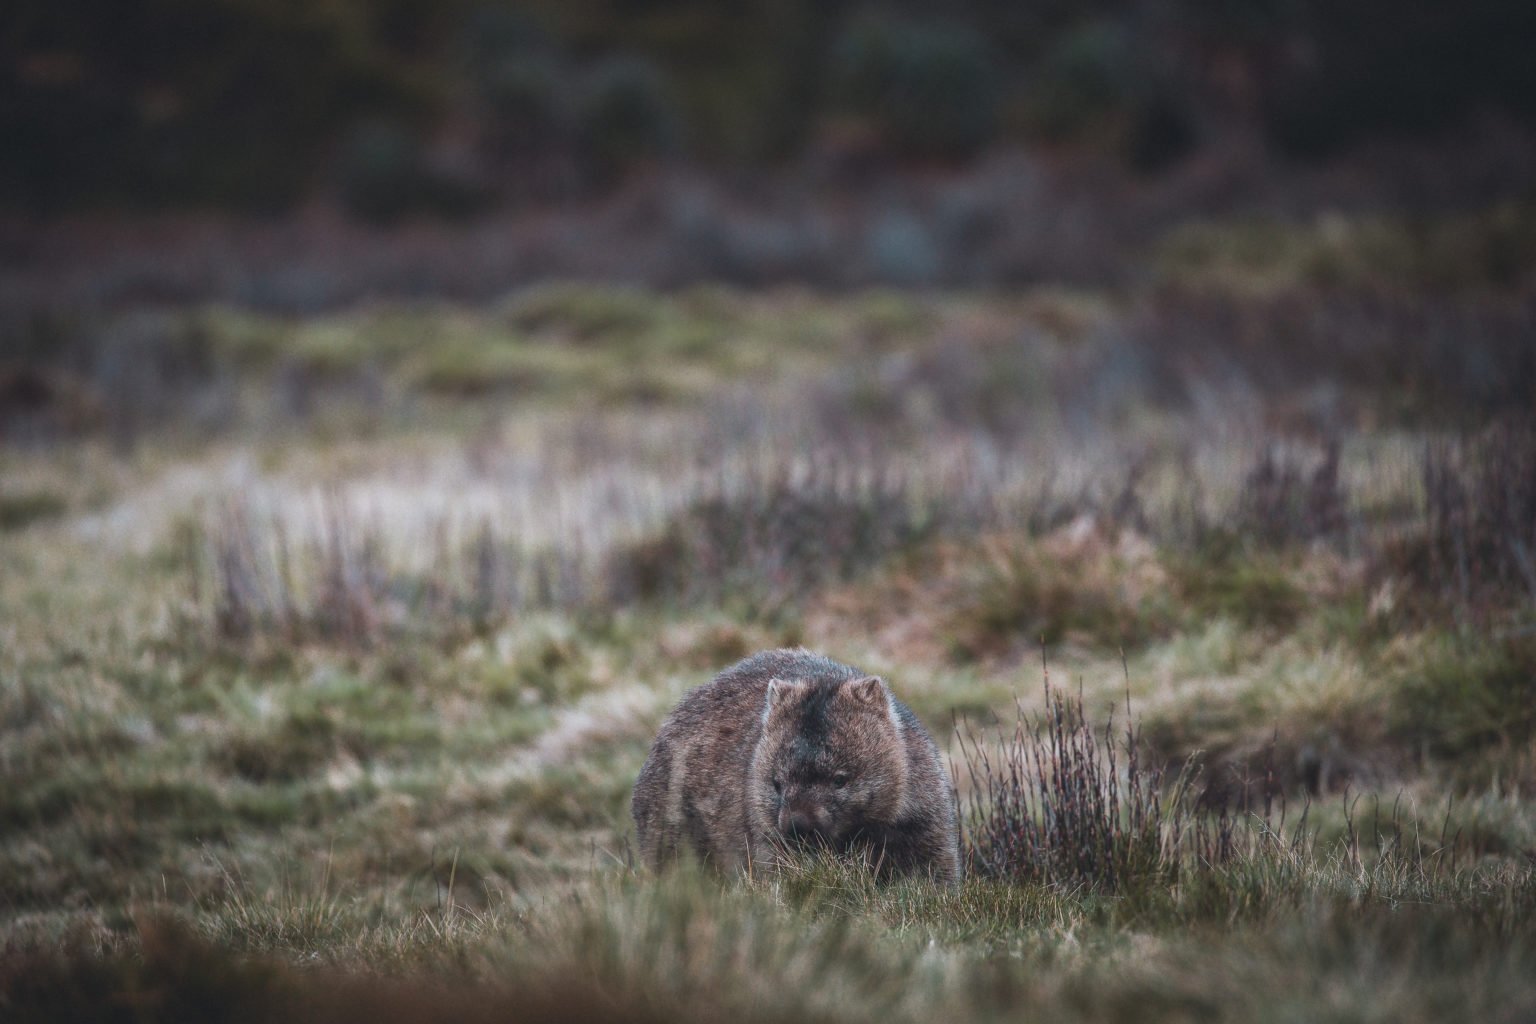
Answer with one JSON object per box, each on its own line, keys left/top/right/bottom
{"left": 182, "top": 285, "right": 943, "bottom": 419}
{"left": 1153, "top": 201, "right": 1536, "bottom": 293}
{"left": 1390, "top": 631, "right": 1536, "bottom": 765}
{"left": 4, "top": 284, "right": 1535, "bottom": 1021}
{"left": 7, "top": 853, "right": 1534, "bottom": 1023}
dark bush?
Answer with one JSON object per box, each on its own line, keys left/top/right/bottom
{"left": 335, "top": 119, "right": 487, "bottom": 224}
{"left": 1014, "top": 19, "right": 1202, "bottom": 174}
{"left": 831, "top": 16, "right": 1000, "bottom": 159}
{"left": 335, "top": 119, "right": 431, "bottom": 224}
{"left": 479, "top": 55, "right": 570, "bottom": 157}
{"left": 0, "top": 0, "right": 429, "bottom": 212}
{"left": 1263, "top": 1, "right": 1536, "bottom": 158}
{"left": 1020, "top": 22, "right": 1135, "bottom": 142}
{"left": 1122, "top": 94, "right": 1200, "bottom": 174}
{"left": 576, "top": 57, "right": 681, "bottom": 179}
{"left": 460, "top": 5, "right": 550, "bottom": 78}
{"left": 460, "top": 7, "right": 568, "bottom": 161}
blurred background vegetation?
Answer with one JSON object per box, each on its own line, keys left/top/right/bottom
{"left": 4, "top": 7, "right": 1536, "bottom": 1020}
{"left": 5, "top": 0, "right": 1536, "bottom": 218}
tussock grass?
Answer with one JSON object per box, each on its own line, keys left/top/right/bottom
{"left": 962, "top": 675, "right": 1185, "bottom": 891}
{"left": 956, "top": 667, "right": 1524, "bottom": 905}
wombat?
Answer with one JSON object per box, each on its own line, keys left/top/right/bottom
{"left": 632, "top": 648, "right": 962, "bottom": 884}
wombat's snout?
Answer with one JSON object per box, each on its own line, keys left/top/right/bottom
{"left": 777, "top": 796, "right": 828, "bottom": 841}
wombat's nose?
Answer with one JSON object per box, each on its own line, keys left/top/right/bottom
{"left": 778, "top": 804, "right": 822, "bottom": 840}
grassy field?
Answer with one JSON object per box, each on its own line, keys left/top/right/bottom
{"left": 3, "top": 269, "right": 1535, "bottom": 1021}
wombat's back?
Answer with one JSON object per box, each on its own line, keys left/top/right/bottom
{"left": 632, "top": 649, "right": 862, "bottom": 871}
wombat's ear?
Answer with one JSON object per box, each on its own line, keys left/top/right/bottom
{"left": 765, "top": 678, "right": 804, "bottom": 707}
{"left": 844, "top": 675, "right": 888, "bottom": 708}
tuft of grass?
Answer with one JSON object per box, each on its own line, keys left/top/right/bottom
{"left": 606, "top": 459, "right": 951, "bottom": 610}
{"left": 501, "top": 282, "right": 667, "bottom": 342}
{"left": 961, "top": 673, "right": 1208, "bottom": 892}
{"left": 943, "top": 535, "right": 1170, "bottom": 660}
{"left": 958, "top": 662, "right": 1534, "bottom": 921}
{"left": 402, "top": 337, "right": 546, "bottom": 396}
{"left": 1231, "top": 440, "right": 1348, "bottom": 548}
{"left": 1167, "top": 545, "right": 1308, "bottom": 632}
{"left": 1390, "top": 632, "right": 1536, "bottom": 765}
{"left": 0, "top": 489, "right": 67, "bottom": 531}
{"left": 218, "top": 710, "right": 352, "bottom": 784}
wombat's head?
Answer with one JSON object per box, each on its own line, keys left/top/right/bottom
{"left": 751, "top": 675, "right": 909, "bottom": 848}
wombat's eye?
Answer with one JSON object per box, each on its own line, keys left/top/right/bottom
{"left": 832, "top": 773, "right": 850, "bottom": 789}
{"left": 772, "top": 777, "right": 783, "bottom": 794}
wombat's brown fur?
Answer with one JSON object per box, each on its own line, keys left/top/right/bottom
{"left": 632, "top": 648, "right": 962, "bottom": 884}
